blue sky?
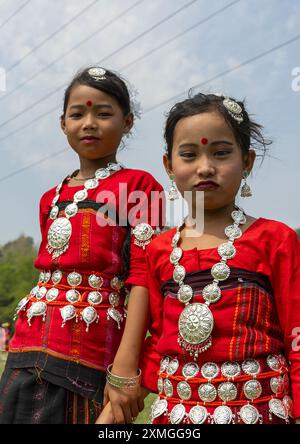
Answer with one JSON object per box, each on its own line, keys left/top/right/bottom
{"left": 0, "top": 0, "right": 299, "bottom": 244}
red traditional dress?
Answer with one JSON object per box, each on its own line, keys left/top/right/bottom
{"left": 0, "top": 167, "right": 164, "bottom": 424}
{"left": 140, "top": 218, "right": 300, "bottom": 424}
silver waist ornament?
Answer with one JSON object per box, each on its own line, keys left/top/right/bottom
{"left": 46, "top": 162, "right": 123, "bottom": 259}
{"left": 170, "top": 207, "right": 246, "bottom": 359}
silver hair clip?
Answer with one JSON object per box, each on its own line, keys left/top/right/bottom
{"left": 223, "top": 97, "right": 243, "bottom": 123}
{"left": 88, "top": 67, "right": 106, "bottom": 81}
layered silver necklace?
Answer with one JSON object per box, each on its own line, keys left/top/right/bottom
{"left": 170, "top": 207, "right": 246, "bottom": 359}
{"left": 46, "top": 162, "right": 123, "bottom": 259}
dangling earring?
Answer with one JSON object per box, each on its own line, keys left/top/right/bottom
{"left": 240, "top": 170, "right": 252, "bottom": 197}
{"left": 168, "top": 174, "right": 179, "bottom": 200}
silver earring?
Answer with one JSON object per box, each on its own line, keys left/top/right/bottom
{"left": 240, "top": 170, "right": 252, "bottom": 197}
{"left": 168, "top": 174, "right": 179, "bottom": 200}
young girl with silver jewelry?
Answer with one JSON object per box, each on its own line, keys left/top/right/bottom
{"left": 98, "top": 93, "right": 300, "bottom": 424}
{"left": 0, "top": 66, "right": 164, "bottom": 424}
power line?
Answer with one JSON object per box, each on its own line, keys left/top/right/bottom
{"left": 1, "top": 0, "right": 145, "bottom": 99}
{"left": 0, "top": 0, "right": 31, "bottom": 31}
{"left": 0, "top": 32, "right": 298, "bottom": 183}
{"left": 0, "top": 0, "right": 198, "bottom": 128}
{"left": 6, "top": 0, "right": 99, "bottom": 72}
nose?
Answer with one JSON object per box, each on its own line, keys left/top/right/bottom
{"left": 83, "top": 113, "right": 97, "bottom": 130}
{"left": 196, "top": 155, "right": 216, "bottom": 178}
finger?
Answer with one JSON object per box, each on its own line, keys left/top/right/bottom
{"left": 111, "top": 403, "right": 125, "bottom": 424}
{"left": 130, "top": 402, "right": 140, "bottom": 421}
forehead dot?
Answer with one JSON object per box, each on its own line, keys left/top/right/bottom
{"left": 86, "top": 100, "right": 93, "bottom": 107}
{"left": 201, "top": 137, "right": 208, "bottom": 145}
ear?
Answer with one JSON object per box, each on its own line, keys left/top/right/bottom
{"left": 163, "top": 154, "right": 173, "bottom": 177}
{"left": 243, "top": 149, "right": 256, "bottom": 173}
{"left": 123, "top": 112, "right": 134, "bottom": 134}
{"left": 60, "top": 115, "right": 67, "bottom": 135}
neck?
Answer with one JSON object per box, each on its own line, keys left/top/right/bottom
{"left": 188, "top": 201, "right": 237, "bottom": 231}
{"left": 78, "top": 154, "right": 117, "bottom": 178}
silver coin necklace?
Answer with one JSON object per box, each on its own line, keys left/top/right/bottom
{"left": 170, "top": 207, "right": 246, "bottom": 359}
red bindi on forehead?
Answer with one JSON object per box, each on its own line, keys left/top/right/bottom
{"left": 201, "top": 137, "right": 208, "bottom": 145}
{"left": 86, "top": 100, "right": 93, "bottom": 107}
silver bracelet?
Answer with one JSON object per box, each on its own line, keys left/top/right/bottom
{"left": 106, "top": 364, "right": 142, "bottom": 389}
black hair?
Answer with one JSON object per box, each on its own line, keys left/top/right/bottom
{"left": 164, "top": 92, "right": 272, "bottom": 161}
{"left": 61, "top": 66, "right": 132, "bottom": 118}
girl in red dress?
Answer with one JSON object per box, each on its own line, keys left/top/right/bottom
{"left": 99, "top": 93, "right": 300, "bottom": 424}
{"left": 0, "top": 67, "right": 164, "bottom": 424}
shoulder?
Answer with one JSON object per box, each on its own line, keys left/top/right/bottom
{"left": 118, "top": 168, "right": 163, "bottom": 191}
{"left": 148, "top": 227, "right": 177, "bottom": 255}
{"left": 251, "top": 217, "right": 299, "bottom": 246}
{"left": 39, "top": 185, "right": 57, "bottom": 207}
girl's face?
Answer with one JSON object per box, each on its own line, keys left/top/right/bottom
{"left": 164, "top": 111, "right": 256, "bottom": 210}
{"left": 61, "top": 84, "right": 133, "bottom": 160}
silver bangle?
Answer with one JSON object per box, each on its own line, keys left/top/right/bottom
{"left": 106, "top": 364, "right": 142, "bottom": 389}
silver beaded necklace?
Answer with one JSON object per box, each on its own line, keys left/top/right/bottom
{"left": 170, "top": 207, "right": 246, "bottom": 359}
{"left": 46, "top": 162, "right": 123, "bottom": 259}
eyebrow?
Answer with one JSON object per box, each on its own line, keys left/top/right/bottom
{"left": 178, "top": 140, "right": 234, "bottom": 149}
{"left": 69, "top": 104, "right": 113, "bottom": 110}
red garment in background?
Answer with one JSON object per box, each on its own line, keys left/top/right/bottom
{"left": 140, "top": 218, "right": 300, "bottom": 418}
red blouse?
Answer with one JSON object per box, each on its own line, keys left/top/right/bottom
{"left": 140, "top": 218, "right": 300, "bottom": 417}
{"left": 9, "top": 168, "right": 164, "bottom": 371}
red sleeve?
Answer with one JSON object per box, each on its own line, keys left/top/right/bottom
{"left": 125, "top": 173, "right": 165, "bottom": 288}
{"left": 139, "top": 247, "right": 164, "bottom": 393}
{"left": 270, "top": 227, "right": 300, "bottom": 417}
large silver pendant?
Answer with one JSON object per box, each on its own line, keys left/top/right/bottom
{"left": 189, "top": 405, "right": 209, "bottom": 424}
{"left": 47, "top": 217, "right": 72, "bottom": 259}
{"left": 178, "top": 303, "right": 213, "bottom": 348}
{"left": 27, "top": 301, "right": 47, "bottom": 325}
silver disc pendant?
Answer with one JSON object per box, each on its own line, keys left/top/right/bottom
{"left": 202, "top": 283, "right": 221, "bottom": 304}
{"left": 166, "top": 358, "right": 179, "bottom": 375}
{"left": 87, "top": 291, "right": 103, "bottom": 305}
{"left": 231, "top": 210, "right": 246, "bottom": 225}
{"left": 109, "top": 292, "right": 120, "bottom": 307}
{"left": 173, "top": 265, "right": 186, "bottom": 283}
{"left": 177, "top": 285, "right": 193, "bottom": 304}
{"left": 238, "top": 404, "right": 260, "bottom": 424}
{"left": 243, "top": 379, "right": 262, "bottom": 400}
{"left": 211, "top": 262, "right": 230, "bottom": 281}
{"left": 14, "top": 297, "right": 29, "bottom": 319}
{"left": 36, "top": 287, "right": 47, "bottom": 300}
{"left": 189, "top": 405, "right": 209, "bottom": 424}
{"left": 270, "top": 376, "right": 284, "bottom": 395}
{"left": 172, "top": 232, "right": 180, "bottom": 247}
{"left": 221, "top": 361, "right": 241, "bottom": 379}
{"left": 95, "top": 168, "right": 110, "bottom": 180}
{"left": 212, "top": 406, "right": 233, "bottom": 424}
{"left": 133, "top": 223, "right": 154, "bottom": 245}
{"left": 163, "top": 379, "right": 173, "bottom": 397}
{"left": 177, "top": 381, "right": 192, "bottom": 400}
{"left": 198, "top": 383, "right": 217, "bottom": 402}
{"left": 170, "top": 247, "right": 183, "bottom": 264}
{"left": 66, "top": 289, "right": 81, "bottom": 303}
{"left": 242, "top": 359, "right": 261, "bottom": 376}
{"left": 30, "top": 286, "right": 40, "bottom": 297}
{"left": 107, "top": 307, "right": 123, "bottom": 329}
{"left": 218, "top": 242, "right": 236, "bottom": 260}
{"left": 80, "top": 306, "right": 99, "bottom": 332}
{"left": 201, "top": 362, "right": 220, "bottom": 380}
{"left": 88, "top": 274, "right": 103, "bottom": 289}
{"left": 110, "top": 276, "right": 124, "bottom": 291}
{"left": 269, "top": 398, "right": 288, "bottom": 420}
{"left": 151, "top": 398, "right": 168, "bottom": 420}
{"left": 46, "top": 288, "right": 59, "bottom": 302}
{"left": 160, "top": 356, "right": 170, "bottom": 373}
{"left": 84, "top": 178, "right": 99, "bottom": 189}
{"left": 50, "top": 205, "right": 59, "bottom": 220}
{"left": 60, "top": 305, "right": 77, "bottom": 327}
{"left": 74, "top": 189, "right": 88, "bottom": 203}
{"left": 65, "top": 203, "right": 78, "bottom": 219}
{"left": 218, "top": 382, "right": 238, "bottom": 402}
{"left": 267, "top": 354, "right": 281, "bottom": 371}
{"left": 39, "top": 271, "right": 50, "bottom": 283}
{"left": 169, "top": 404, "right": 186, "bottom": 424}
{"left": 179, "top": 303, "right": 214, "bottom": 345}
{"left": 182, "top": 362, "right": 199, "bottom": 379}
{"left": 27, "top": 301, "right": 47, "bottom": 325}
{"left": 67, "top": 272, "right": 82, "bottom": 287}
{"left": 225, "top": 224, "right": 242, "bottom": 239}
{"left": 47, "top": 217, "right": 72, "bottom": 255}
{"left": 52, "top": 270, "right": 63, "bottom": 285}
{"left": 157, "top": 378, "right": 164, "bottom": 394}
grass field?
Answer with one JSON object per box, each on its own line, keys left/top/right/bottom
{"left": 0, "top": 352, "right": 154, "bottom": 424}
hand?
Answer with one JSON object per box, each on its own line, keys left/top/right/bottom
{"left": 105, "top": 383, "right": 148, "bottom": 424}
{"left": 95, "top": 401, "right": 115, "bottom": 424}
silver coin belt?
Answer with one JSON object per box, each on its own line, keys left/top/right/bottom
{"left": 150, "top": 355, "right": 293, "bottom": 424}
{"left": 14, "top": 270, "right": 127, "bottom": 332}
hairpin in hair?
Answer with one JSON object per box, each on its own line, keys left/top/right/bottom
{"left": 88, "top": 67, "right": 107, "bottom": 81}
{"left": 223, "top": 97, "right": 243, "bottom": 123}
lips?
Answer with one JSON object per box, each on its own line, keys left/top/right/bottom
{"left": 194, "top": 181, "right": 219, "bottom": 190}
{"left": 80, "top": 136, "right": 100, "bottom": 144}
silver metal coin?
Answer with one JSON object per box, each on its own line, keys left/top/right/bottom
{"left": 268, "top": 398, "right": 288, "bottom": 420}
{"left": 177, "top": 284, "right": 193, "bottom": 304}
{"left": 60, "top": 304, "right": 77, "bottom": 325}
{"left": 243, "top": 379, "right": 262, "bottom": 400}
{"left": 89, "top": 274, "right": 103, "bottom": 289}
{"left": 212, "top": 405, "right": 233, "bottom": 424}
{"left": 67, "top": 272, "right": 82, "bottom": 287}
{"left": 109, "top": 292, "right": 120, "bottom": 307}
{"left": 182, "top": 362, "right": 199, "bottom": 379}
{"left": 218, "top": 382, "right": 238, "bottom": 402}
{"left": 80, "top": 306, "right": 99, "bottom": 331}
{"left": 267, "top": 354, "right": 281, "bottom": 371}
{"left": 202, "top": 283, "right": 221, "bottom": 304}
{"left": 110, "top": 276, "right": 124, "bottom": 290}
{"left": 66, "top": 289, "right": 81, "bottom": 303}
{"left": 211, "top": 262, "right": 230, "bottom": 281}
{"left": 157, "top": 377, "right": 164, "bottom": 394}
{"left": 201, "top": 362, "right": 220, "bottom": 380}
{"left": 242, "top": 359, "right": 261, "bottom": 376}
{"left": 36, "top": 287, "right": 47, "bottom": 300}
{"left": 238, "top": 404, "right": 260, "bottom": 424}
{"left": 169, "top": 404, "right": 186, "bottom": 424}
{"left": 87, "top": 291, "right": 103, "bottom": 305}
{"left": 221, "top": 361, "right": 241, "bottom": 379}
{"left": 151, "top": 398, "right": 168, "bottom": 420}
{"left": 133, "top": 223, "right": 154, "bottom": 242}
{"left": 160, "top": 356, "right": 170, "bottom": 373}
{"left": 166, "top": 358, "right": 179, "bottom": 375}
{"left": 52, "top": 270, "right": 63, "bottom": 285}
{"left": 95, "top": 168, "right": 110, "bottom": 180}
{"left": 198, "top": 383, "right": 217, "bottom": 402}
{"left": 84, "top": 178, "right": 99, "bottom": 189}
{"left": 225, "top": 224, "right": 242, "bottom": 239}
{"left": 46, "top": 288, "right": 59, "bottom": 302}
{"left": 74, "top": 189, "right": 88, "bottom": 203}
{"left": 173, "top": 265, "right": 186, "bottom": 283}
{"left": 189, "top": 405, "right": 208, "bottom": 424}
{"left": 50, "top": 205, "right": 59, "bottom": 220}
{"left": 171, "top": 232, "right": 180, "bottom": 247}
{"left": 217, "top": 242, "right": 236, "bottom": 260}
{"left": 65, "top": 203, "right": 78, "bottom": 218}
{"left": 231, "top": 210, "right": 246, "bottom": 225}
{"left": 47, "top": 217, "right": 72, "bottom": 249}
{"left": 170, "top": 247, "right": 182, "bottom": 264}
{"left": 163, "top": 379, "right": 173, "bottom": 397}
{"left": 177, "top": 381, "right": 192, "bottom": 400}
{"left": 270, "top": 376, "right": 284, "bottom": 395}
